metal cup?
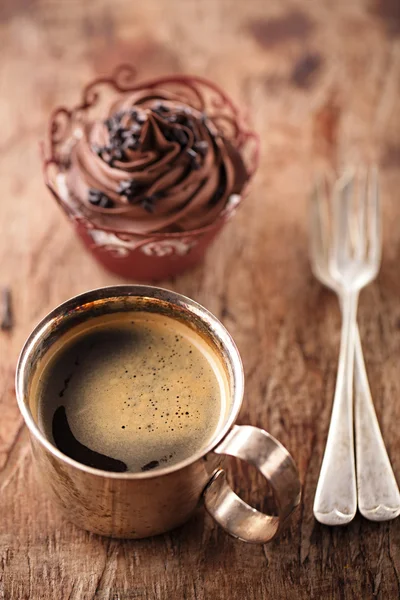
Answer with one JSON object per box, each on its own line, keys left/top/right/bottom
{"left": 16, "top": 286, "right": 300, "bottom": 543}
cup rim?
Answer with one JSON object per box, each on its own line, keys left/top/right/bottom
{"left": 15, "top": 285, "right": 244, "bottom": 480}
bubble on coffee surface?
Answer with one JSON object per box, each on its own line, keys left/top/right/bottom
{"left": 36, "top": 312, "right": 229, "bottom": 473}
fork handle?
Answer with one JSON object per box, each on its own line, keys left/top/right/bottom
{"left": 354, "top": 328, "right": 400, "bottom": 521}
{"left": 314, "top": 291, "right": 358, "bottom": 525}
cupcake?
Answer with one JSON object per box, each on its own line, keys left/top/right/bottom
{"left": 43, "top": 65, "right": 259, "bottom": 280}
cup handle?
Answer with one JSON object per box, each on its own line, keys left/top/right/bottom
{"left": 203, "top": 425, "right": 301, "bottom": 543}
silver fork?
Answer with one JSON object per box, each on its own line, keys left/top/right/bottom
{"left": 310, "top": 167, "right": 399, "bottom": 525}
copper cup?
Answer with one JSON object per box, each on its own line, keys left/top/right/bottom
{"left": 16, "top": 286, "right": 300, "bottom": 543}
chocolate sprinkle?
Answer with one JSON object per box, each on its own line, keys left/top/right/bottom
{"left": 152, "top": 102, "right": 169, "bottom": 115}
{"left": 110, "top": 147, "right": 126, "bottom": 163}
{"left": 125, "top": 123, "right": 141, "bottom": 135}
{"left": 122, "top": 134, "right": 140, "bottom": 150}
{"left": 92, "top": 144, "right": 103, "bottom": 156}
{"left": 136, "top": 112, "right": 147, "bottom": 124}
{"left": 174, "top": 129, "right": 189, "bottom": 147}
{"left": 141, "top": 195, "right": 157, "bottom": 213}
{"left": 186, "top": 147, "right": 201, "bottom": 170}
{"left": 194, "top": 140, "right": 208, "bottom": 156}
{"left": 118, "top": 179, "right": 140, "bottom": 202}
{"left": 104, "top": 118, "right": 114, "bottom": 131}
{"left": 100, "top": 111, "right": 145, "bottom": 163}
{"left": 0, "top": 287, "right": 13, "bottom": 331}
{"left": 88, "top": 188, "right": 114, "bottom": 208}
{"left": 162, "top": 128, "right": 175, "bottom": 142}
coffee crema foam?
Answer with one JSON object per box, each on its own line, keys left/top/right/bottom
{"left": 35, "top": 312, "right": 229, "bottom": 473}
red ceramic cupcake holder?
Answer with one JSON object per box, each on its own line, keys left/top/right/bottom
{"left": 43, "top": 65, "right": 259, "bottom": 281}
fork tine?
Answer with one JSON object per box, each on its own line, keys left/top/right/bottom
{"left": 309, "top": 180, "right": 320, "bottom": 261}
{"left": 319, "top": 172, "right": 333, "bottom": 261}
{"left": 355, "top": 166, "right": 367, "bottom": 261}
{"left": 367, "top": 165, "right": 381, "bottom": 265}
{"left": 332, "top": 167, "right": 354, "bottom": 269}
{"left": 310, "top": 172, "right": 331, "bottom": 274}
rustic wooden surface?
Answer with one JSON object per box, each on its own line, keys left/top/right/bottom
{"left": 1, "top": 0, "right": 400, "bottom": 598}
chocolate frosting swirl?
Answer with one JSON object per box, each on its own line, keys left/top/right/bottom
{"left": 62, "top": 76, "right": 255, "bottom": 235}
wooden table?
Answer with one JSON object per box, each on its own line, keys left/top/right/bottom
{"left": 1, "top": 0, "right": 399, "bottom": 598}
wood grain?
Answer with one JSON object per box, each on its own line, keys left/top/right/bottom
{"left": 1, "top": 0, "right": 399, "bottom": 598}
